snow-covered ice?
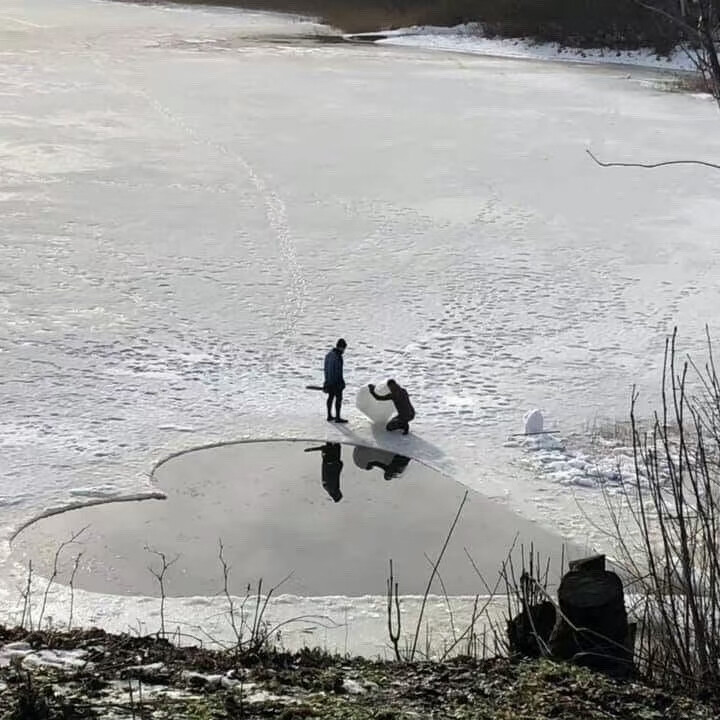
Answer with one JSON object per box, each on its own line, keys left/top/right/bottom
{"left": 3, "top": 0, "right": 720, "bottom": 653}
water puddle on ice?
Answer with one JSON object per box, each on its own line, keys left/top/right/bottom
{"left": 11, "top": 440, "right": 570, "bottom": 598}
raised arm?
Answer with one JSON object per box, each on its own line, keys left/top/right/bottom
{"left": 368, "top": 384, "right": 391, "bottom": 401}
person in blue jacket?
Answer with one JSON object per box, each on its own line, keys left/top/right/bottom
{"left": 324, "top": 338, "right": 347, "bottom": 423}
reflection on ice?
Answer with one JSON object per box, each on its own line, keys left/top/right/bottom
{"left": 305, "top": 443, "right": 413, "bottom": 502}
{"left": 305, "top": 442, "right": 344, "bottom": 501}
{"left": 353, "top": 445, "right": 411, "bottom": 480}
{"left": 11, "top": 440, "right": 571, "bottom": 598}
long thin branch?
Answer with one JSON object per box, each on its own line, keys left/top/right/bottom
{"left": 587, "top": 149, "right": 720, "bottom": 171}
{"left": 423, "top": 552, "right": 457, "bottom": 643}
{"left": 410, "top": 490, "right": 468, "bottom": 660}
{"left": 39, "top": 526, "right": 89, "bottom": 629}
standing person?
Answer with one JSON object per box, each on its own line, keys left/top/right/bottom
{"left": 305, "top": 442, "right": 343, "bottom": 502}
{"left": 324, "top": 338, "right": 347, "bottom": 423}
{"left": 368, "top": 379, "right": 415, "bottom": 435}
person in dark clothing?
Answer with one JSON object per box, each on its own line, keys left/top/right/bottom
{"left": 353, "top": 446, "right": 411, "bottom": 480}
{"left": 305, "top": 442, "right": 343, "bottom": 502}
{"left": 367, "top": 454, "right": 411, "bottom": 481}
{"left": 324, "top": 338, "right": 347, "bottom": 423}
{"left": 368, "top": 379, "right": 415, "bottom": 435}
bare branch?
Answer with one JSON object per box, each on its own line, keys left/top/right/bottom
{"left": 410, "top": 490, "right": 468, "bottom": 661}
{"left": 386, "top": 559, "right": 401, "bottom": 661}
{"left": 630, "top": 0, "right": 700, "bottom": 37}
{"left": 39, "top": 526, "right": 89, "bottom": 630}
{"left": 68, "top": 551, "right": 84, "bottom": 631}
{"left": 145, "top": 545, "right": 179, "bottom": 639}
{"left": 587, "top": 149, "right": 720, "bottom": 171}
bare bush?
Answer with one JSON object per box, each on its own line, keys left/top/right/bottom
{"left": 386, "top": 559, "right": 401, "bottom": 661}
{"left": 38, "top": 526, "right": 88, "bottom": 630}
{"left": 608, "top": 327, "right": 720, "bottom": 696}
{"left": 384, "top": 493, "right": 548, "bottom": 662}
{"left": 635, "top": 0, "right": 720, "bottom": 105}
{"left": 145, "top": 545, "right": 179, "bottom": 639}
{"left": 384, "top": 491, "right": 473, "bottom": 661}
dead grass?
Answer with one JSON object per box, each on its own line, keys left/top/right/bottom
{"left": 661, "top": 71, "right": 713, "bottom": 95}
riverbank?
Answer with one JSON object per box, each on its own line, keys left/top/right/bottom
{"left": 117, "top": 1, "right": 702, "bottom": 77}
{"left": 1, "top": 627, "right": 716, "bottom": 719}
{"left": 121, "top": 0, "right": 681, "bottom": 52}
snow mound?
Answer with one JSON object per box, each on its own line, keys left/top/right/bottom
{"left": 524, "top": 409, "right": 544, "bottom": 435}
{"left": 356, "top": 382, "right": 394, "bottom": 425}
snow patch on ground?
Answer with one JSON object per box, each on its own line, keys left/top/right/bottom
{"left": 343, "top": 678, "right": 367, "bottom": 694}
{"left": 0, "top": 642, "right": 89, "bottom": 670}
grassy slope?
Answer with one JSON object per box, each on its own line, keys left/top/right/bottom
{"left": 0, "top": 627, "right": 716, "bottom": 719}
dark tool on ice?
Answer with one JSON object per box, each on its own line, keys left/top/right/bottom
{"left": 509, "top": 430, "right": 560, "bottom": 437}
{"left": 306, "top": 385, "right": 325, "bottom": 391}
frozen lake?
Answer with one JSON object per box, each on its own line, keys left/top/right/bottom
{"left": 12, "top": 440, "right": 572, "bottom": 597}
{"left": 3, "top": 0, "right": 720, "bottom": 650}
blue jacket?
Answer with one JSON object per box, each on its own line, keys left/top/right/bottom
{"left": 324, "top": 348, "right": 345, "bottom": 390}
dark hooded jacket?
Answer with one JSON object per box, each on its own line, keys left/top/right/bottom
{"left": 324, "top": 348, "right": 345, "bottom": 390}
{"left": 371, "top": 383, "right": 415, "bottom": 421}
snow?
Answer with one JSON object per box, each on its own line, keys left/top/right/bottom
{"left": 523, "top": 409, "right": 544, "bottom": 435}
{"left": 181, "top": 670, "right": 232, "bottom": 689}
{"left": 352, "top": 24, "right": 699, "bottom": 74}
{"left": 2, "top": 0, "right": 720, "bottom": 656}
{"left": 0, "top": 642, "right": 89, "bottom": 670}
{"left": 343, "top": 678, "right": 367, "bottom": 694}
{"left": 356, "top": 382, "right": 394, "bottom": 424}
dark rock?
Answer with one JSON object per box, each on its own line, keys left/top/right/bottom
{"left": 568, "top": 554, "right": 606, "bottom": 574}
{"left": 550, "top": 555, "right": 632, "bottom": 678}
{"left": 507, "top": 601, "right": 556, "bottom": 658}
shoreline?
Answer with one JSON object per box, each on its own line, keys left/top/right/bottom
{"left": 0, "top": 627, "right": 717, "bottom": 719}
{"left": 11, "top": 440, "right": 575, "bottom": 597}
{"left": 115, "top": 0, "right": 701, "bottom": 76}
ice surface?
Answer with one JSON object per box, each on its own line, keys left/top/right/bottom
{"left": 13, "top": 441, "right": 572, "bottom": 596}
{"left": 355, "top": 382, "right": 394, "bottom": 424}
{"left": 3, "top": 0, "right": 720, "bottom": 654}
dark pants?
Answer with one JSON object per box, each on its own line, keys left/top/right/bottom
{"left": 326, "top": 386, "right": 343, "bottom": 419}
{"left": 321, "top": 443, "right": 343, "bottom": 502}
{"left": 386, "top": 415, "right": 410, "bottom": 434}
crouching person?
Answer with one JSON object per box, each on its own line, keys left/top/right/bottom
{"left": 368, "top": 379, "right": 415, "bottom": 435}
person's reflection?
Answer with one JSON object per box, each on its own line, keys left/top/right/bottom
{"left": 373, "top": 454, "right": 411, "bottom": 481}
{"left": 352, "top": 446, "right": 411, "bottom": 481}
{"left": 305, "top": 442, "right": 343, "bottom": 502}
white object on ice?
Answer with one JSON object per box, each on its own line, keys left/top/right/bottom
{"left": 356, "top": 382, "right": 394, "bottom": 424}
{"left": 523, "top": 409, "right": 544, "bottom": 435}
